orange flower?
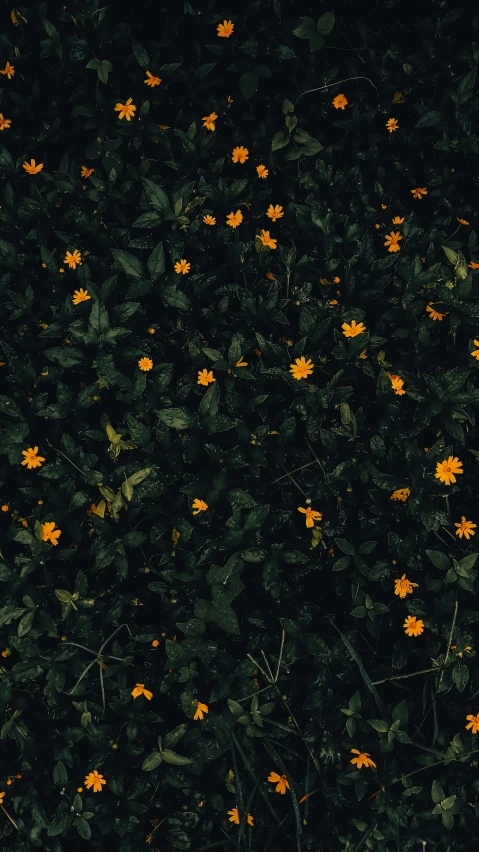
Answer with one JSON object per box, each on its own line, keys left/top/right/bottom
{"left": 404, "top": 615, "right": 424, "bottom": 637}
{"left": 392, "top": 91, "right": 405, "bottom": 103}
{"left": 384, "top": 231, "right": 403, "bottom": 252}
{"left": 138, "top": 357, "right": 153, "bottom": 371}
{"left": 202, "top": 112, "right": 218, "bottom": 131}
{"left": 81, "top": 166, "right": 94, "bottom": 178}
{"left": 174, "top": 259, "right": 191, "bottom": 274}
{"left": 84, "top": 771, "right": 106, "bottom": 792}
{"left": 227, "top": 808, "right": 253, "bottom": 826}
{"left": 297, "top": 506, "right": 322, "bottom": 528}
{"left": 466, "top": 714, "right": 479, "bottom": 734}
{"left": 333, "top": 94, "right": 348, "bottom": 110}
{"left": 435, "top": 456, "right": 463, "bottom": 486}
{"left": 394, "top": 574, "right": 418, "bottom": 598}
{"left": 266, "top": 204, "right": 284, "bottom": 222}
{"left": 192, "top": 499, "right": 208, "bottom": 515}
{"left": 0, "top": 114, "right": 12, "bottom": 131}
{"left": 114, "top": 98, "right": 136, "bottom": 121}
{"left": 194, "top": 701, "right": 209, "bottom": 720}
{"left": 203, "top": 214, "right": 216, "bottom": 225}
{"left": 386, "top": 118, "right": 399, "bottom": 132}
{"left": 390, "top": 488, "right": 410, "bottom": 501}
{"left": 131, "top": 683, "right": 153, "bottom": 700}
{"left": 342, "top": 320, "right": 366, "bottom": 338}
{"left": 217, "top": 19, "right": 234, "bottom": 37}
{"left": 392, "top": 216, "right": 405, "bottom": 224}
{"left": 64, "top": 249, "right": 82, "bottom": 269}
{"left": 266, "top": 271, "right": 275, "bottom": 280}
{"left": 72, "top": 288, "right": 91, "bottom": 305}
{"left": 226, "top": 209, "right": 243, "bottom": 228}
{"left": 232, "top": 146, "right": 249, "bottom": 164}
{"left": 235, "top": 357, "right": 248, "bottom": 367}
{"left": 144, "top": 71, "right": 161, "bottom": 87}
{"left": 256, "top": 164, "right": 268, "bottom": 178}
{"left": 0, "top": 62, "right": 15, "bottom": 79}
{"left": 426, "top": 302, "right": 447, "bottom": 321}
{"left": 454, "top": 517, "right": 476, "bottom": 540}
{"left": 21, "top": 447, "right": 45, "bottom": 469}
{"left": 257, "top": 230, "right": 277, "bottom": 249}
{"left": 470, "top": 339, "right": 479, "bottom": 360}
{"left": 151, "top": 639, "right": 160, "bottom": 648}
{"left": 457, "top": 217, "right": 470, "bottom": 226}
{"left": 198, "top": 369, "right": 215, "bottom": 386}
{"left": 41, "top": 521, "right": 62, "bottom": 546}
{"left": 350, "top": 749, "right": 376, "bottom": 770}
{"left": 23, "top": 159, "right": 43, "bottom": 175}
{"left": 386, "top": 372, "right": 406, "bottom": 395}
{"left": 267, "top": 771, "right": 290, "bottom": 794}
{"left": 469, "top": 261, "right": 479, "bottom": 270}
{"left": 411, "top": 187, "right": 428, "bottom": 199}
{"left": 290, "top": 357, "right": 314, "bottom": 380}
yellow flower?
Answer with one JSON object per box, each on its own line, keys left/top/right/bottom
{"left": 174, "top": 259, "right": 191, "bottom": 274}
{"left": 226, "top": 209, "right": 243, "bottom": 228}
{"left": 217, "top": 19, "right": 234, "bottom": 38}
{"left": 21, "top": 447, "right": 45, "bottom": 469}
{"left": 192, "top": 499, "right": 208, "bottom": 515}
{"left": 64, "top": 249, "right": 82, "bottom": 269}
{"left": 411, "top": 187, "right": 428, "bottom": 199}
{"left": 227, "top": 808, "right": 253, "bottom": 826}
{"left": 455, "top": 517, "right": 476, "bottom": 540}
{"left": 202, "top": 112, "right": 218, "bottom": 131}
{"left": 131, "top": 683, "right": 153, "bottom": 700}
{"left": 0, "top": 62, "right": 15, "bottom": 79}
{"left": 471, "top": 339, "right": 479, "bottom": 359}
{"left": 144, "top": 71, "right": 161, "bottom": 87}
{"left": 138, "top": 357, "right": 153, "bottom": 372}
{"left": 426, "top": 302, "right": 447, "bottom": 321}
{"left": 198, "top": 369, "right": 215, "bottom": 386}
{"left": 84, "top": 771, "right": 106, "bottom": 792}
{"left": 41, "top": 521, "right": 62, "bottom": 546}
{"left": 257, "top": 229, "right": 277, "bottom": 249}
{"left": 290, "top": 357, "right": 314, "bottom": 380}
{"left": 394, "top": 574, "right": 418, "bottom": 598}
{"left": 333, "top": 94, "right": 348, "bottom": 110}
{"left": 466, "top": 714, "right": 479, "bottom": 734}
{"left": 203, "top": 215, "right": 216, "bottom": 225}
{"left": 386, "top": 372, "right": 406, "bottom": 395}
{"left": 350, "top": 749, "right": 376, "bottom": 770}
{"left": 151, "top": 639, "right": 160, "bottom": 648}
{"left": 235, "top": 357, "right": 248, "bottom": 367}
{"left": 469, "top": 261, "right": 479, "bottom": 270}
{"left": 267, "top": 771, "right": 290, "bottom": 794}
{"left": 0, "top": 114, "right": 11, "bottom": 131}
{"left": 256, "top": 164, "right": 268, "bottom": 178}
{"left": 232, "top": 146, "right": 249, "bottom": 164}
{"left": 457, "top": 218, "right": 470, "bottom": 226}
{"left": 404, "top": 615, "right": 424, "bottom": 637}
{"left": 72, "top": 288, "right": 91, "bottom": 305}
{"left": 392, "top": 91, "right": 405, "bottom": 103}
{"left": 114, "top": 97, "right": 136, "bottom": 121}
{"left": 451, "top": 645, "right": 472, "bottom": 658}
{"left": 23, "top": 159, "right": 43, "bottom": 175}
{"left": 81, "top": 166, "right": 94, "bottom": 178}
{"left": 194, "top": 701, "right": 209, "bottom": 720}
{"left": 390, "top": 488, "right": 410, "bottom": 502}
{"left": 392, "top": 216, "right": 405, "bottom": 224}
{"left": 342, "top": 320, "right": 366, "bottom": 338}
{"left": 384, "top": 231, "right": 403, "bottom": 253}
{"left": 266, "top": 204, "right": 284, "bottom": 222}
{"left": 297, "top": 506, "right": 322, "bottom": 528}
{"left": 435, "top": 456, "right": 463, "bottom": 486}
{"left": 386, "top": 118, "right": 399, "bottom": 132}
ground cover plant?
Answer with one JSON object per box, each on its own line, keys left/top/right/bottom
{"left": 1, "top": 1, "right": 479, "bottom": 850}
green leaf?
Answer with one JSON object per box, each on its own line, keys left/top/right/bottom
{"left": 160, "top": 749, "right": 192, "bottom": 765}
{"left": 199, "top": 382, "right": 219, "bottom": 417}
{"left": 157, "top": 408, "right": 195, "bottom": 430}
{"left": 132, "top": 40, "right": 150, "bottom": 67}
{"left": 18, "top": 610, "right": 35, "bottom": 637}
{"left": 75, "top": 817, "right": 91, "bottom": 841}
{"left": 271, "top": 130, "right": 289, "bottom": 151}
{"left": 239, "top": 72, "right": 258, "bottom": 101}
{"left": 317, "top": 11, "right": 335, "bottom": 34}
{"left": 425, "top": 549, "right": 450, "bottom": 570}
{"left": 53, "top": 761, "right": 69, "bottom": 786}
{"left": 147, "top": 242, "right": 165, "bottom": 281}
{"left": 442, "top": 245, "right": 458, "bottom": 265}
{"left": 368, "top": 719, "right": 390, "bottom": 733}
{"left": 142, "top": 177, "right": 170, "bottom": 211}
{"left": 163, "top": 724, "right": 187, "bottom": 749}
{"left": 142, "top": 750, "right": 163, "bottom": 771}
{"left": 335, "top": 538, "right": 355, "bottom": 555}
{"left": 44, "top": 347, "right": 87, "bottom": 367}
{"left": 292, "top": 16, "right": 316, "bottom": 38}
{"left": 431, "top": 779, "right": 445, "bottom": 803}
{"left": 415, "top": 111, "right": 446, "bottom": 128}
{"left": 392, "top": 700, "right": 409, "bottom": 726}
{"left": 111, "top": 249, "right": 145, "bottom": 280}
{"left": 349, "top": 691, "right": 361, "bottom": 713}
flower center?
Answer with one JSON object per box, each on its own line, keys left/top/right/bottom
{"left": 444, "top": 465, "right": 451, "bottom": 473}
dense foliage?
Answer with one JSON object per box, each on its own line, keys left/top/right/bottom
{"left": 1, "top": 2, "right": 479, "bottom": 850}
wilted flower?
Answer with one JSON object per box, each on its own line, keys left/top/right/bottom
{"left": 350, "top": 749, "right": 376, "bottom": 770}
{"left": 394, "top": 574, "right": 418, "bottom": 598}
{"left": 268, "top": 771, "right": 290, "bottom": 794}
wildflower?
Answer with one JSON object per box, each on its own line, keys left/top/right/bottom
{"left": 148, "top": 327, "right": 155, "bottom": 334}
{"left": 89, "top": 503, "right": 105, "bottom": 518}
{"left": 138, "top": 357, "right": 153, "bottom": 372}
{"left": 457, "top": 218, "right": 470, "bottom": 226}
{"left": 192, "top": 499, "right": 208, "bottom": 515}
{"left": 0, "top": 62, "right": 15, "bottom": 79}
{"left": 84, "top": 771, "right": 106, "bottom": 792}
{"left": 268, "top": 771, "right": 290, "bottom": 794}
{"left": 392, "top": 91, "right": 405, "bottom": 103}
{"left": 411, "top": 187, "right": 428, "bottom": 199}
{"left": 81, "top": 166, "right": 94, "bottom": 178}
{"left": 235, "top": 357, "right": 248, "bottom": 367}
{"left": 394, "top": 574, "right": 418, "bottom": 598}
{"left": 172, "top": 529, "right": 180, "bottom": 545}
{"left": 257, "top": 229, "right": 277, "bottom": 249}
{"left": 469, "top": 261, "right": 479, "bottom": 270}
{"left": 59, "top": 268, "right": 65, "bottom": 273}
{"left": 256, "top": 164, "right": 268, "bottom": 178}
{"left": 329, "top": 299, "right": 339, "bottom": 306}
{"left": 466, "top": 714, "right": 479, "bottom": 734}
{"left": 203, "top": 214, "right": 216, "bottom": 225}
{"left": 375, "top": 224, "right": 380, "bottom": 230}
{"left": 151, "top": 639, "right": 160, "bottom": 648}
{"left": 174, "top": 259, "right": 191, "bottom": 274}
{"left": 350, "top": 750, "right": 376, "bottom": 770}
{"left": 77, "top": 787, "right": 83, "bottom": 793}
{"left": 390, "top": 488, "right": 410, "bottom": 501}
{"left": 333, "top": 276, "right": 341, "bottom": 283}
{"left": 232, "top": 146, "right": 249, "bottom": 165}
{"left": 471, "top": 340, "right": 479, "bottom": 359}
{"left": 297, "top": 506, "right": 322, "bottom": 528}
{"left": 198, "top": 369, "right": 215, "bottom": 386}
{"left": 64, "top": 250, "right": 82, "bottom": 269}
{"left": 359, "top": 349, "right": 368, "bottom": 358}
{"left": 1, "top": 504, "right": 8, "bottom": 512}
{"left": 41, "top": 522, "right": 62, "bottom": 546}
{"left": 0, "top": 114, "right": 11, "bottom": 131}
{"left": 228, "top": 808, "right": 254, "bottom": 826}
{"left": 194, "top": 701, "right": 209, "bottom": 720}
{"left": 426, "top": 302, "right": 447, "bottom": 321}
{"left": 333, "top": 94, "right": 348, "bottom": 110}
{"left": 0, "top": 792, "right": 4, "bottom": 804}
{"left": 23, "top": 159, "right": 43, "bottom": 175}
{"left": 455, "top": 517, "right": 476, "bottom": 540}
{"left": 392, "top": 216, "right": 405, "bottom": 224}
{"left": 451, "top": 645, "right": 472, "bottom": 658}
{"left": 71, "top": 288, "right": 91, "bottom": 307}
{"left": 131, "top": 683, "right": 153, "bottom": 700}
{"left": 202, "top": 112, "right": 218, "bottom": 131}
{"left": 115, "top": 97, "right": 136, "bottom": 121}
{"left": 1, "top": 649, "right": 10, "bottom": 657}
{"left": 384, "top": 231, "right": 403, "bottom": 253}
{"left": 404, "top": 615, "right": 425, "bottom": 637}
{"left": 266, "top": 204, "right": 284, "bottom": 222}
{"left": 386, "top": 118, "right": 399, "bottom": 132}
{"left": 217, "top": 19, "right": 234, "bottom": 37}
{"left": 387, "top": 372, "right": 406, "bottom": 395}
{"left": 290, "top": 356, "right": 314, "bottom": 380}
{"left": 342, "top": 320, "right": 366, "bottom": 338}
{"left": 435, "top": 456, "right": 463, "bottom": 486}
{"left": 144, "top": 71, "right": 161, "bottom": 87}
{"left": 21, "top": 447, "right": 45, "bottom": 469}
{"left": 226, "top": 209, "right": 243, "bottom": 228}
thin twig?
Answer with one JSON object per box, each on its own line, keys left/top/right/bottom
{"left": 1, "top": 804, "right": 19, "bottom": 831}
{"left": 372, "top": 665, "right": 444, "bottom": 685}
{"left": 296, "top": 76, "right": 377, "bottom": 106}
{"left": 271, "top": 461, "right": 319, "bottom": 485}
{"left": 437, "top": 599, "right": 458, "bottom": 690}
{"left": 45, "top": 440, "right": 100, "bottom": 484}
